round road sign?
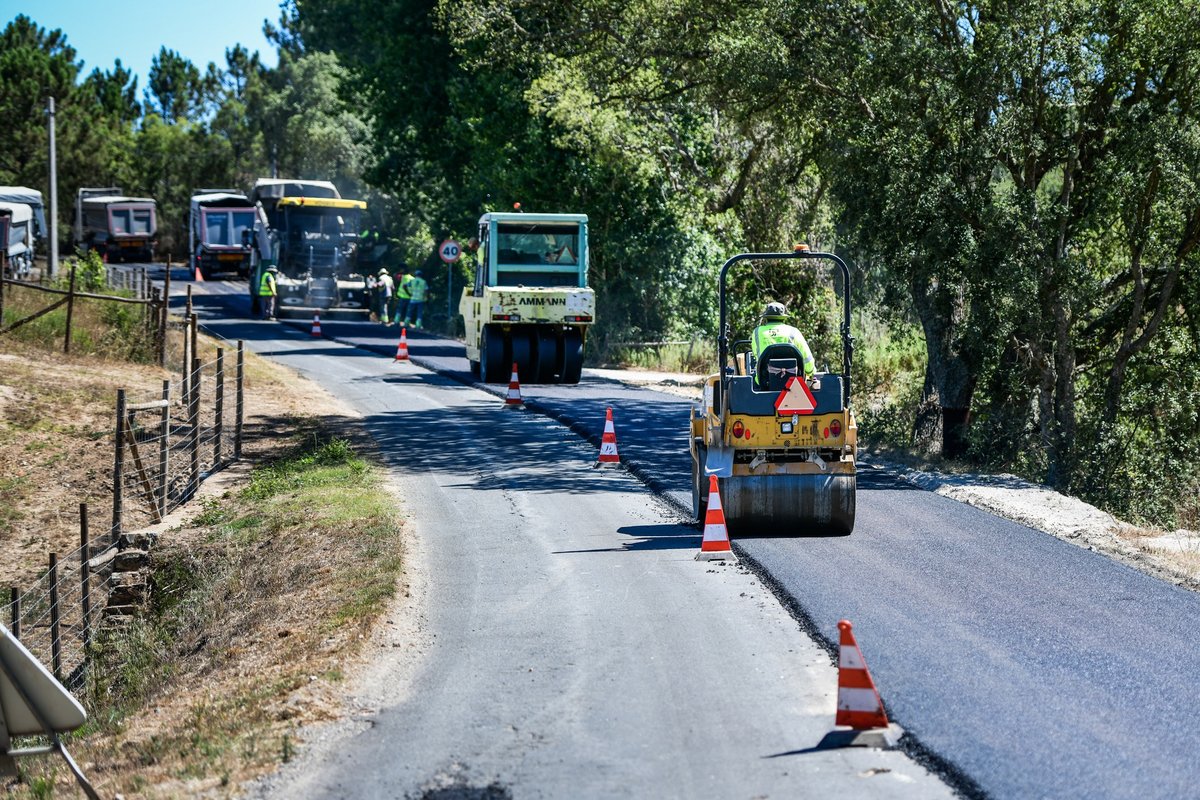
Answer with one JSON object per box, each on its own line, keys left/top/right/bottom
{"left": 439, "top": 240, "right": 461, "bottom": 263}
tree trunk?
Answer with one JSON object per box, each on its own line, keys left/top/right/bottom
{"left": 911, "top": 276, "right": 976, "bottom": 458}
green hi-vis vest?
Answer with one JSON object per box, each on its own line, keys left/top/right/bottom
{"left": 752, "top": 321, "right": 816, "bottom": 377}
{"left": 259, "top": 271, "right": 277, "bottom": 296}
{"left": 408, "top": 276, "right": 428, "bottom": 302}
{"left": 396, "top": 275, "right": 412, "bottom": 299}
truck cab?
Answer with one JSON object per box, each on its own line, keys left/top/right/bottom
{"left": 190, "top": 190, "right": 256, "bottom": 279}
{"left": 460, "top": 211, "right": 594, "bottom": 383}
{"left": 75, "top": 188, "right": 157, "bottom": 263}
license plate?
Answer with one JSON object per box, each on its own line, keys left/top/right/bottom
{"left": 218, "top": 253, "right": 243, "bottom": 261}
{"left": 120, "top": 240, "right": 142, "bottom": 248}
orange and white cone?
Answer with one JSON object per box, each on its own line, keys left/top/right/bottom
{"left": 695, "top": 475, "right": 735, "bottom": 561}
{"left": 504, "top": 363, "right": 524, "bottom": 407}
{"left": 393, "top": 327, "right": 409, "bottom": 362}
{"left": 836, "top": 620, "right": 890, "bottom": 730}
{"left": 598, "top": 407, "right": 620, "bottom": 464}
{"left": 311, "top": 312, "right": 322, "bottom": 337}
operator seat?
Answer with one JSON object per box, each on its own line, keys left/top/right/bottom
{"left": 754, "top": 343, "right": 803, "bottom": 391}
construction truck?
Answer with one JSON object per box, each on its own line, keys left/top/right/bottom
{"left": 460, "top": 211, "right": 594, "bottom": 383}
{"left": 74, "top": 188, "right": 157, "bottom": 263}
{"left": 0, "top": 187, "right": 45, "bottom": 280}
{"left": 689, "top": 246, "right": 857, "bottom": 535}
{"left": 189, "top": 190, "right": 256, "bottom": 279}
{"left": 247, "top": 179, "right": 369, "bottom": 318}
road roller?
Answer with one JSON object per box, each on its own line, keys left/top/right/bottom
{"left": 689, "top": 246, "right": 857, "bottom": 535}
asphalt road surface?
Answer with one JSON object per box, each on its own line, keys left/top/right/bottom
{"left": 179, "top": 273, "right": 1200, "bottom": 799}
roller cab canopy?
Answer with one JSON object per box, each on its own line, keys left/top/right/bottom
{"left": 477, "top": 212, "right": 589, "bottom": 289}
{"left": 0, "top": 187, "right": 46, "bottom": 239}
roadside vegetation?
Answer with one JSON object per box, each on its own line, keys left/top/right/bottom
{"left": 4, "top": 2, "right": 1196, "bottom": 529}
{"left": 7, "top": 432, "right": 404, "bottom": 798}
{"left": 0, "top": 250, "right": 156, "bottom": 362}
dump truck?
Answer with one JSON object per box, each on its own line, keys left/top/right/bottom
{"left": 189, "top": 190, "right": 256, "bottom": 279}
{"left": 689, "top": 246, "right": 857, "bottom": 535}
{"left": 247, "top": 179, "right": 369, "bottom": 318}
{"left": 74, "top": 188, "right": 157, "bottom": 263}
{"left": 0, "top": 187, "right": 45, "bottom": 279}
{"left": 460, "top": 211, "right": 594, "bottom": 383}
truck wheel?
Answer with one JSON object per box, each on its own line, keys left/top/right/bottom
{"left": 469, "top": 359, "right": 481, "bottom": 379}
{"left": 534, "top": 329, "right": 557, "bottom": 383}
{"left": 481, "top": 325, "right": 506, "bottom": 383}
{"left": 559, "top": 329, "right": 584, "bottom": 384}
{"left": 510, "top": 329, "right": 533, "bottom": 381}
{"left": 692, "top": 443, "right": 709, "bottom": 522}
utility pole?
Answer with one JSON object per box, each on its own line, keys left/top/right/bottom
{"left": 47, "top": 97, "right": 59, "bottom": 280}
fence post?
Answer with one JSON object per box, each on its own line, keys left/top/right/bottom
{"left": 63, "top": 261, "right": 77, "bottom": 354}
{"left": 162, "top": 257, "right": 172, "bottom": 368}
{"left": 80, "top": 503, "right": 91, "bottom": 649}
{"left": 214, "top": 347, "right": 225, "bottom": 467}
{"left": 49, "top": 552, "right": 61, "bottom": 681}
{"left": 159, "top": 379, "right": 170, "bottom": 516}
{"left": 189, "top": 357, "right": 201, "bottom": 499}
{"left": 235, "top": 340, "right": 245, "bottom": 459}
{"left": 9, "top": 587, "right": 18, "bottom": 639}
{"left": 190, "top": 312, "right": 199, "bottom": 371}
{"left": 112, "top": 389, "right": 127, "bottom": 542}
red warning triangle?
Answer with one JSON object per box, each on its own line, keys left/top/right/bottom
{"left": 775, "top": 376, "right": 817, "bottom": 415}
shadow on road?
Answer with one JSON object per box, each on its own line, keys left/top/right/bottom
{"left": 552, "top": 523, "right": 698, "bottom": 554}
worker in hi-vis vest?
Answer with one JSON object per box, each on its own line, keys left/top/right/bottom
{"left": 750, "top": 302, "right": 815, "bottom": 387}
{"left": 392, "top": 266, "right": 412, "bottom": 326}
{"left": 259, "top": 265, "right": 279, "bottom": 320}
{"left": 403, "top": 270, "right": 428, "bottom": 329}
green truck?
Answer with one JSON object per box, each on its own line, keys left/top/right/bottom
{"left": 460, "top": 211, "right": 594, "bottom": 383}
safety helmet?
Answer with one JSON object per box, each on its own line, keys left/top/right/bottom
{"left": 266, "top": 265, "right": 279, "bottom": 273}
{"left": 414, "top": 270, "right": 423, "bottom": 277}
{"left": 378, "top": 267, "right": 389, "bottom": 275}
{"left": 762, "top": 302, "right": 787, "bottom": 319}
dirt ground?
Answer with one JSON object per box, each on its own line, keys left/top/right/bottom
{"left": 0, "top": 336, "right": 355, "bottom": 592}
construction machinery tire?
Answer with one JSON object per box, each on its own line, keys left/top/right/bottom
{"left": 480, "top": 325, "right": 506, "bottom": 383}
{"left": 511, "top": 329, "right": 533, "bottom": 381}
{"left": 469, "top": 359, "right": 481, "bottom": 379}
{"left": 692, "top": 443, "right": 709, "bottom": 522}
{"left": 560, "top": 329, "right": 584, "bottom": 384}
{"left": 721, "top": 473, "right": 855, "bottom": 536}
{"left": 534, "top": 328, "right": 557, "bottom": 383}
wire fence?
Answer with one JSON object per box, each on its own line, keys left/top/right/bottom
{"left": 6, "top": 302, "right": 247, "bottom": 689}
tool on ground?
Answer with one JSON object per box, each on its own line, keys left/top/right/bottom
{"left": 504, "top": 363, "right": 524, "bottom": 407}
{"left": 311, "top": 312, "right": 322, "bottom": 337}
{"left": 393, "top": 327, "right": 409, "bottom": 362}
{"left": 695, "top": 475, "right": 736, "bottom": 561}
{"left": 598, "top": 406, "right": 620, "bottom": 464}
{"left": 689, "top": 245, "right": 857, "bottom": 535}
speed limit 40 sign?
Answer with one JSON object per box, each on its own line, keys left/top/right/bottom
{"left": 439, "top": 240, "right": 461, "bottom": 263}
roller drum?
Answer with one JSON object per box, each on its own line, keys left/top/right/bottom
{"left": 721, "top": 473, "right": 855, "bottom": 536}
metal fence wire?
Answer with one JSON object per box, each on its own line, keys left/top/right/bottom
{"left": 7, "top": 306, "right": 247, "bottom": 691}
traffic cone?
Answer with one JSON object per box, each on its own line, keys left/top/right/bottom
{"left": 504, "top": 363, "right": 523, "bottom": 407}
{"left": 311, "top": 312, "right": 322, "bottom": 337}
{"left": 393, "top": 327, "right": 409, "bottom": 362}
{"left": 836, "top": 620, "right": 890, "bottom": 730}
{"left": 695, "top": 475, "right": 735, "bottom": 561}
{"left": 194, "top": 262, "right": 204, "bottom": 282}
{"left": 598, "top": 407, "right": 620, "bottom": 464}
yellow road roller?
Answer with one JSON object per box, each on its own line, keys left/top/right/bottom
{"left": 689, "top": 246, "right": 856, "bottom": 535}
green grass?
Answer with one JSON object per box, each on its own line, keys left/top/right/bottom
{"left": 3, "top": 433, "right": 405, "bottom": 798}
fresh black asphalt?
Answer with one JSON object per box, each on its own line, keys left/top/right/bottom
{"left": 185, "top": 282, "right": 1200, "bottom": 800}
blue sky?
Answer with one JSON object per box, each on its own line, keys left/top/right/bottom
{"left": 2, "top": 1, "right": 282, "bottom": 87}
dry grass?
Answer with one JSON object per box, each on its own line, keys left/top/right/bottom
{"left": 7, "top": 431, "right": 405, "bottom": 798}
